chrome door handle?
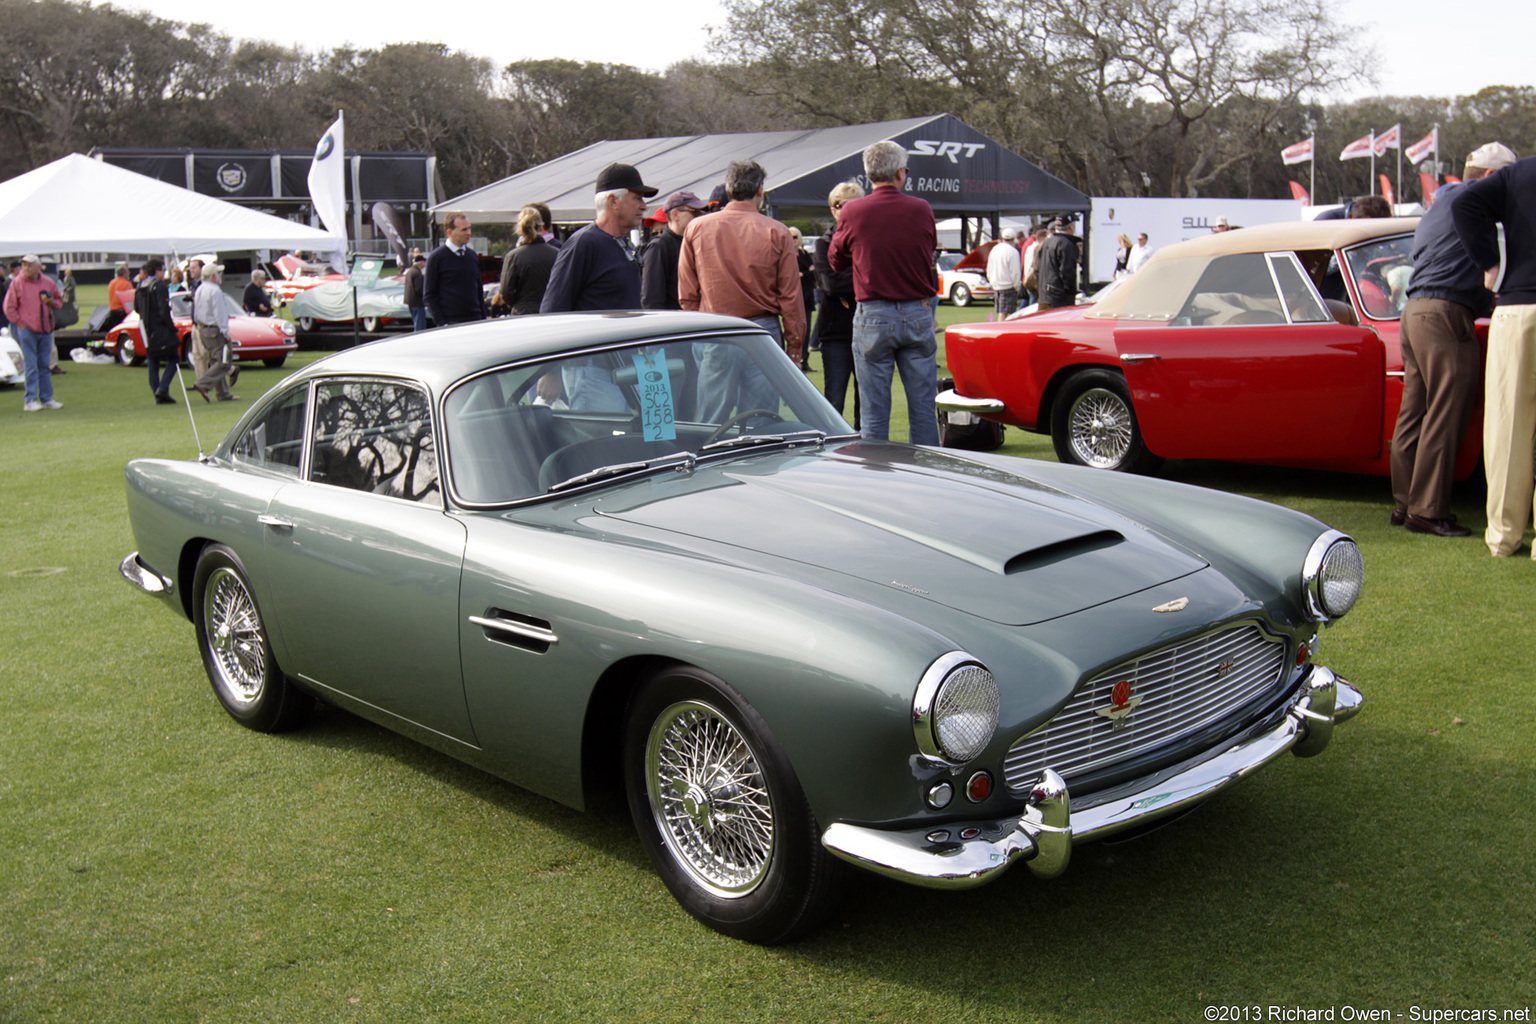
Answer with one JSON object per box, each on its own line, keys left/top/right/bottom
{"left": 257, "top": 514, "right": 295, "bottom": 529}
{"left": 1119, "top": 353, "right": 1160, "bottom": 364}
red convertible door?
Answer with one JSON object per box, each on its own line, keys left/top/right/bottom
{"left": 1114, "top": 324, "right": 1385, "bottom": 461}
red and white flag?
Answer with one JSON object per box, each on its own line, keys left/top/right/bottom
{"left": 1340, "top": 133, "right": 1375, "bottom": 160}
{"left": 1281, "top": 137, "right": 1314, "bottom": 166}
{"left": 1379, "top": 175, "right": 1395, "bottom": 205}
{"left": 1288, "top": 181, "right": 1311, "bottom": 203}
{"left": 1373, "top": 123, "right": 1401, "bottom": 157}
{"left": 1419, "top": 172, "right": 1441, "bottom": 207}
{"left": 1407, "top": 128, "right": 1438, "bottom": 164}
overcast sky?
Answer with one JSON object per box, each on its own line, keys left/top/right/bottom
{"left": 134, "top": 0, "right": 1528, "bottom": 108}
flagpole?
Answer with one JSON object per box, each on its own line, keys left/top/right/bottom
{"left": 1310, "top": 137, "right": 1315, "bottom": 203}
{"left": 1369, "top": 133, "right": 1376, "bottom": 197}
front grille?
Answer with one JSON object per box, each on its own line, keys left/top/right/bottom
{"left": 1003, "top": 623, "right": 1287, "bottom": 792}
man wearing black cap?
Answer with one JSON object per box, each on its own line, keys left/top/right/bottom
{"left": 1036, "top": 215, "right": 1081, "bottom": 311}
{"left": 402, "top": 252, "right": 428, "bottom": 331}
{"left": 541, "top": 162, "right": 657, "bottom": 315}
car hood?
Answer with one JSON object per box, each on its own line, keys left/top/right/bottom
{"left": 592, "top": 443, "right": 1206, "bottom": 626}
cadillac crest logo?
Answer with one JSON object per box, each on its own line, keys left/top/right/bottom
{"left": 1093, "top": 679, "right": 1141, "bottom": 730}
{"left": 216, "top": 162, "right": 247, "bottom": 193}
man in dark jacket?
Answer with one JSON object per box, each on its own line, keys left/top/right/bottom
{"left": 134, "top": 258, "right": 181, "bottom": 404}
{"left": 1389, "top": 142, "right": 1515, "bottom": 537}
{"left": 641, "top": 190, "right": 705, "bottom": 310}
{"left": 1452, "top": 147, "right": 1536, "bottom": 556}
{"left": 402, "top": 254, "right": 427, "bottom": 330}
{"left": 424, "top": 212, "right": 486, "bottom": 326}
{"left": 1036, "top": 215, "right": 1081, "bottom": 310}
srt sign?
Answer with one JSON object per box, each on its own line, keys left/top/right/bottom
{"left": 911, "top": 140, "right": 986, "bottom": 163}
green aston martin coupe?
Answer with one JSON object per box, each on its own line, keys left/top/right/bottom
{"left": 121, "top": 311, "right": 1364, "bottom": 943}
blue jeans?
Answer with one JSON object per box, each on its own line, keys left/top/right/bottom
{"left": 851, "top": 299, "right": 938, "bottom": 444}
{"left": 13, "top": 326, "right": 53, "bottom": 404}
{"left": 693, "top": 316, "right": 781, "bottom": 424}
{"left": 410, "top": 306, "right": 427, "bottom": 332}
{"left": 147, "top": 352, "right": 179, "bottom": 397}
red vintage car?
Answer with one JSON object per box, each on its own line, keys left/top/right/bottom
{"left": 940, "top": 218, "right": 1484, "bottom": 476}
{"left": 105, "top": 290, "right": 299, "bottom": 369}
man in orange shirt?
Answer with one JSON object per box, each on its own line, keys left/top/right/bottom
{"left": 678, "top": 159, "right": 805, "bottom": 424}
{"left": 104, "top": 264, "right": 134, "bottom": 332}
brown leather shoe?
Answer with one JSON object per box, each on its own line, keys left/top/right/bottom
{"left": 1405, "top": 514, "right": 1472, "bottom": 537}
{"left": 1390, "top": 507, "right": 1406, "bottom": 526}
{"left": 217, "top": 394, "right": 241, "bottom": 402}
{"left": 192, "top": 384, "right": 211, "bottom": 403}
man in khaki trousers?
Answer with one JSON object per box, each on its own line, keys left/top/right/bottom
{"left": 190, "top": 263, "right": 238, "bottom": 402}
{"left": 1452, "top": 151, "right": 1536, "bottom": 556}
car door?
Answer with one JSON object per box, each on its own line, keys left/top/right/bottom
{"left": 259, "top": 378, "right": 475, "bottom": 744}
{"left": 1114, "top": 251, "right": 1385, "bottom": 461}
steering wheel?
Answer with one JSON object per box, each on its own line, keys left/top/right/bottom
{"left": 703, "top": 409, "right": 779, "bottom": 446}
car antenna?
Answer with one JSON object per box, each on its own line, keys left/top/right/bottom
{"left": 166, "top": 249, "right": 208, "bottom": 461}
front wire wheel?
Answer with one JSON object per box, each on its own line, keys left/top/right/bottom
{"left": 624, "top": 667, "right": 840, "bottom": 943}
{"left": 192, "top": 544, "right": 312, "bottom": 733}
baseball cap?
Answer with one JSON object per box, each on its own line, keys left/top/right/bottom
{"left": 1466, "top": 142, "right": 1518, "bottom": 172}
{"left": 19, "top": 253, "right": 41, "bottom": 264}
{"left": 1002, "top": 228, "right": 1017, "bottom": 240}
{"left": 663, "top": 190, "right": 706, "bottom": 213}
{"left": 595, "top": 162, "right": 658, "bottom": 198}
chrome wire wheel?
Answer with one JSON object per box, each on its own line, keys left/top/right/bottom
{"left": 201, "top": 566, "right": 268, "bottom": 706}
{"left": 1067, "top": 386, "right": 1134, "bottom": 469}
{"left": 646, "top": 700, "right": 775, "bottom": 898}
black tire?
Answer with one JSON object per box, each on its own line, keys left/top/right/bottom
{"left": 623, "top": 666, "right": 841, "bottom": 944}
{"left": 192, "top": 544, "right": 312, "bottom": 733}
{"left": 1050, "top": 368, "right": 1162, "bottom": 473}
{"left": 262, "top": 356, "right": 287, "bottom": 369}
{"left": 950, "top": 282, "right": 972, "bottom": 307}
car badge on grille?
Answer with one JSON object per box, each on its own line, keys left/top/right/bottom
{"left": 1152, "top": 597, "right": 1189, "bottom": 613}
{"left": 1215, "top": 657, "right": 1237, "bottom": 678}
{"left": 1093, "top": 679, "right": 1142, "bottom": 730}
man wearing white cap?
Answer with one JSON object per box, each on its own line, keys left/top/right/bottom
{"left": 191, "top": 263, "right": 238, "bottom": 402}
{"left": 986, "top": 228, "right": 1022, "bottom": 318}
{"left": 2, "top": 254, "right": 63, "bottom": 411}
{"left": 1453, "top": 144, "right": 1536, "bottom": 556}
{"left": 1389, "top": 142, "right": 1516, "bottom": 538}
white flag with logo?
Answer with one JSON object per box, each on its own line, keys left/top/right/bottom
{"left": 307, "top": 111, "right": 348, "bottom": 274}
{"left": 1406, "top": 128, "right": 1438, "bottom": 164}
{"left": 1373, "top": 123, "right": 1401, "bottom": 157}
{"left": 1281, "top": 137, "right": 1314, "bottom": 166}
{"left": 1339, "top": 133, "right": 1375, "bottom": 161}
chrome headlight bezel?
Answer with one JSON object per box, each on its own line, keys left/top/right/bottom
{"left": 913, "top": 652, "right": 1000, "bottom": 767}
{"left": 1302, "top": 530, "right": 1364, "bottom": 622}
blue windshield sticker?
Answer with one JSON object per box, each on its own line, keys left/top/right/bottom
{"left": 633, "top": 351, "right": 676, "bottom": 441}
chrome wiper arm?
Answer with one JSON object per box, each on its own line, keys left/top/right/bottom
{"left": 699, "top": 429, "right": 826, "bottom": 454}
{"left": 546, "top": 452, "right": 695, "bottom": 493}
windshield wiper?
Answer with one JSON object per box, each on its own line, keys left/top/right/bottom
{"left": 546, "top": 452, "right": 695, "bottom": 493}
{"left": 699, "top": 429, "right": 827, "bottom": 454}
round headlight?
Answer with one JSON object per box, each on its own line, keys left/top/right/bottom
{"left": 914, "top": 653, "right": 1000, "bottom": 765}
{"left": 1303, "top": 531, "right": 1364, "bottom": 621}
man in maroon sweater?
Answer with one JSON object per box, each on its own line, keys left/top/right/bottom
{"left": 828, "top": 141, "right": 939, "bottom": 444}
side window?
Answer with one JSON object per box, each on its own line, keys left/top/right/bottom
{"left": 1342, "top": 236, "right": 1414, "bottom": 320}
{"left": 308, "top": 381, "right": 440, "bottom": 503}
{"left": 230, "top": 386, "right": 308, "bottom": 475}
{"left": 1268, "top": 255, "right": 1332, "bottom": 323}
{"left": 1178, "top": 253, "right": 1286, "bottom": 325}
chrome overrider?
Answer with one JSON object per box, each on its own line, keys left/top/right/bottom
{"left": 120, "top": 551, "right": 173, "bottom": 596}
{"left": 822, "top": 666, "right": 1362, "bottom": 888}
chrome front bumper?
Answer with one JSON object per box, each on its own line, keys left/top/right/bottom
{"left": 822, "top": 667, "right": 1362, "bottom": 889}
{"left": 935, "top": 388, "right": 1005, "bottom": 415}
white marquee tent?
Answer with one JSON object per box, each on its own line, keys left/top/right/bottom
{"left": 0, "top": 153, "right": 340, "bottom": 256}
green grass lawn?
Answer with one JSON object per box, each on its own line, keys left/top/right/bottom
{"left": 1, "top": 315, "right": 1533, "bottom": 1023}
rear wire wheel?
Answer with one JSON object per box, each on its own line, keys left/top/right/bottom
{"left": 1051, "top": 368, "right": 1162, "bottom": 473}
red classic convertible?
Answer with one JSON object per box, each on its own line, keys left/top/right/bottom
{"left": 105, "top": 290, "right": 298, "bottom": 369}
{"left": 939, "top": 218, "right": 1485, "bottom": 476}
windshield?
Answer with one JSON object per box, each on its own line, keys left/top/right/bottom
{"left": 443, "top": 331, "right": 855, "bottom": 504}
{"left": 936, "top": 253, "right": 963, "bottom": 272}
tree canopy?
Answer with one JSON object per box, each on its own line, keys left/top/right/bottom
{"left": 0, "top": 0, "right": 1530, "bottom": 203}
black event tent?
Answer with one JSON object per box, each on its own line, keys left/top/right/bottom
{"left": 436, "top": 114, "right": 1088, "bottom": 233}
